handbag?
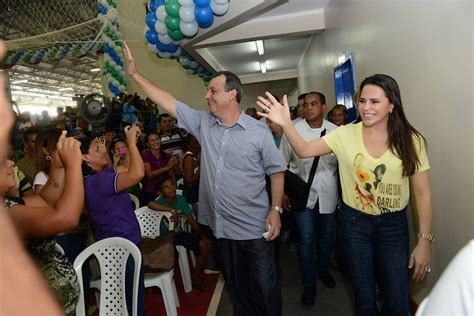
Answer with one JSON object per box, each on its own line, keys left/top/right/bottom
{"left": 141, "top": 231, "right": 176, "bottom": 273}
{"left": 284, "top": 129, "right": 326, "bottom": 211}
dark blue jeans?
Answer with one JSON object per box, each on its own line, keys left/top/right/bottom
{"left": 125, "top": 250, "right": 145, "bottom": 316}
{"left": 294, "top": 204, "right": 335, "bottom": 289}
{"left": 338, "top": 203, "right": 409, "bottom": 316}
{"left": 216, "top": 238, "right": 282, "bottom": 316}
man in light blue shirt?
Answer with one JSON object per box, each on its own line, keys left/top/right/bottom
{"left": 124, "top": 42, "right": 286, "bottom": 316}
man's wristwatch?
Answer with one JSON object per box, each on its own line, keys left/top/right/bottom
{"left": 271, "top": 206, "right": 283, "bottom": 214}
{"left": 417, "top": 232, "right": 435, "bottom": 243}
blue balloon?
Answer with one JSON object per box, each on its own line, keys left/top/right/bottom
{"left": 195, "top": 6, "right": 213, "bottom": 27}
{"left": 156, "top": 41, "right": 168, "bottom": 52}
{"left": 198, "top": 17, "right": 213, "bottom": 28}
{"left": 97, "top": 4, "right": 108, "bottom": 15}
{"left": 193, "top": 0, "right": 210, "bottom": 8}
{"left": 167, "top": 44, "right": 179, "bottom": 53}
{"left": 11, "top": 52, "right": 22, "bottom": 64}
{"left": 146, "top": 29, "right": 159, "bottom": 44}
{"left": 145, "top": 13, "right": 158, "bottom": 29}
{"left": 149, "top": 0, "right": 165, "bottom": 11}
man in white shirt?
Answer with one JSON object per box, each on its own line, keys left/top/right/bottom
{"left": 280, "top": 91, "right": 339, "bottom": 306}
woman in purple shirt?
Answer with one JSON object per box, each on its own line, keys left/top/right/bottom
{"left": 140, "top": 131, "right": 177, "bottom": 205}
{"left": 81, "top": 126, "right": 145, "bottom": 316}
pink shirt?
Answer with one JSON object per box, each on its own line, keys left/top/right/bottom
{"left": 140, "top": 149, "right": 171, "bottom": 193}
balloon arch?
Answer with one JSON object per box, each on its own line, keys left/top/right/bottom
{"left": 144, "top": 0, "right": 230, "bottom": 83}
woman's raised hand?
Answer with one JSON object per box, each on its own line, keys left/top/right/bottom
{"left": 256, "top": 92, "right": 292, "bottom": 128}
{"left": 57, "top": 132, "right": 82, "bottom": 169}
{"left": 124, "top": 125, "right": 141, "bottom": 146}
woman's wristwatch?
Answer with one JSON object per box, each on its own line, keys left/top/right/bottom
{"left": 417, "top": 232, "right": 435, "bottom": 243}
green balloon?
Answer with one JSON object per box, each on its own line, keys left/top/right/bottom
{"left": 23, "top": 52, "right": 34, "bottom": 63}
{"left": 165, "top": 16, "right": 180, "bottom": 32}
{"left": 169, "top": 29, "right": 184, "bottom": 41}
{"left": 165, "top": 0, "right": 180, "bottom": 18}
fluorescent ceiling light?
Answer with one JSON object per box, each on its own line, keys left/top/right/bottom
{"left": 90, "top": 68, "right": 101, "bottom": 72}
{"left": 12, "top": 79, "right": 28, "bottom": 84}
{"left": 256, "top": 40, "right": 264, "bottom": 56}
{"left": 260, "top": 61, "right": 267, "bottom": 74}
{"left": 59, "top": 87, "right": 73, "bottom": 91}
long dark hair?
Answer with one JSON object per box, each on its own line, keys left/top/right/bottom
{"left": 34, "top": 128, "right": 62, "bottom": 173}
{"left": 359, "top": 74, "right": 426, "bottom": 176}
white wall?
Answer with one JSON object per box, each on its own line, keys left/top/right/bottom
{"left": 124, "top": 41, "right": 209, "bottom": 112}
{"left": 241, "top": 79, "right": 298, "bottom": 110}
{"left": 298, "top": 0, "right": 473, "bottom": 302}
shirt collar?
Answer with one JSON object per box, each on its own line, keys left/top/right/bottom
{"left": 210, "top": 109, "right": 249, "bottom": 130}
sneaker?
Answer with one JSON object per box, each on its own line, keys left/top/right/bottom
{"left": 301, "top": 287, "right": 316, "bottom": 306}
{"left": 318, "top": 271, "right": 336, "bottom": 288}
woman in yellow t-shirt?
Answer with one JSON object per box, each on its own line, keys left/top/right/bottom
{"left": 257, "top": 74, "right": 433, "bottom": 315}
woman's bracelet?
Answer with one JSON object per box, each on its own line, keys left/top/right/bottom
{"left": 417, "top": 232, "right": 435, "bottom": 243}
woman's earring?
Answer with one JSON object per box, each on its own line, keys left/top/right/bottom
{"left": 45, "top": 155, "right": 52, "bottom": 161}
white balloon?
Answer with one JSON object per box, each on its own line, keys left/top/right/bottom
{"left": 179, "top": 57, "right": 188, "bottom": 66}
{"left": 158, "top": 52, "right": 172, "bottom": 58}
{"left": 172, "top": 40, "right": 182, "bottom": 46}
{"left": 156, "top": 5, "right": 167, "bottom": 21}
{"left": 210, "top": 2, "right": 229, "bottom": 16}
{"left": 147, "top": 43, "right": 160, "bottom": 53}
{"left": 158, "top": 33, "right": 173, "bottom": 45}
{"left": 171, "top": 47, "right": 182, "bottom": 57}
{"left": 180, "top": 21, "right": 198, "bottom": 37}
{"left": 213, "top": 0, "right": 228, "bottom": 4}
{"left": 178, "top": 0, "right": 194, "bottom": 6}
{"left": 186, "top": 69, "right": 195, "bottom": 74}
{"left": 179, "top": 6, "right": 195, "bottom": 23}
{"left": 155, "top": 21, "right": 167, "bottom": 35}
{"left": 189, "top": 61, "right": 199, "bottom": 69}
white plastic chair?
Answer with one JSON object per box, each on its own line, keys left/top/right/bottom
{"left": 129, "top": 193, "right": 140, "bottom": 209}
{"left": 74, "top": 237, "right": 141, "bottom": 316}
{"left": 135, "top": 206, "right": 180, "bottom": 316}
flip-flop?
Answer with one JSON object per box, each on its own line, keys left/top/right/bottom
{"left": 192, "top": 282, "right": 211, "bottom": 291}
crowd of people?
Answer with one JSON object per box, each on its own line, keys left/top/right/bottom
{"left": 0, "top": 38, "right": 437, "bottom": 316}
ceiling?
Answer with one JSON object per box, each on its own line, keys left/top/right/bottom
{"left": 0, "top": 0, "right": 330, "bottom": 105}
{"left": 0, "top": 0, "right": 103, "bottom": 105}
{"left": 183, "top": 0, "right": 330, "bottom": 95}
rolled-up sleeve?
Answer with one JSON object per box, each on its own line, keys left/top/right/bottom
{"left": 176, "top": 101, "right": 205, "bottom": 138}
{"left": 261, "top": 128, "right": 286, "bottom": 176}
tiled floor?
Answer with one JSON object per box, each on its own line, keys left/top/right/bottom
{"left": 216, "top": 241, "right": 355, "bottom": 315}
